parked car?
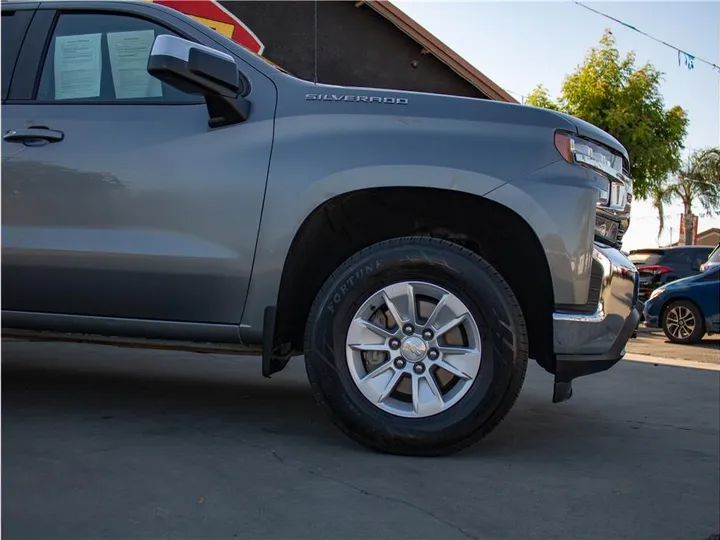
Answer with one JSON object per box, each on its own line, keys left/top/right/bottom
{"left": 643, "top": 266, "right": 720, "bottom": 344}
{"left": 629, "top": 246, "right": 713, "bottom": 316}
{"left": 1, "top": 0, "right": 639, "bottom": 456}
{"left": 700, "top": 243, "right": 720, "bottom": 272}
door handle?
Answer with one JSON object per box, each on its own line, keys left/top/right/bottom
{"left": 3, "top": 127, "right": 64, "bottom": 145}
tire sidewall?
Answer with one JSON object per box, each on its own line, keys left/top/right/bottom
{"left": 305, "top": 239, "right": 527, "bottom": 450}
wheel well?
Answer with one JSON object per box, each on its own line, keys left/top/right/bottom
{"left": 274, "top": 187, "right": 556, "bottom": 372}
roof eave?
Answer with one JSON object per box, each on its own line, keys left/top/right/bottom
{"left": 358, "top": 0, "right": 518, "bottom": 103}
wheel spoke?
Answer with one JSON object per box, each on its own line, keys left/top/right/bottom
{"left": 406, "top": 283, "right": 417, "bottom": 325}
{"left": 424, "top": 293, "right": 448, "bottom": 328}
{"left": 382, "top": 291, "right": 405, "bottom": 328}
{"left": 348, "top": 343, "right": 389, "bottom": 353}
{"left": 358, "top": 361, "right": 396, "bottom": 402}
{"left": 377, "top": 369, "right": 403, "bottom": 403}
{"left": 411, "top": 373, "right": 444, "bottom": 416}
{"left": 434, "top": 313, "right": 468, "bottom": 338}
{"left": 425, "top": 372, "right": 444, "bottom": 402}
{"left": 352, "top": 317, "right": 394, "bottom": 339}
{"left": 437, "top": 348, "right": 480, "bottom": 380}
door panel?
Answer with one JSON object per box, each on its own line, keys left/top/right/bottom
{"left": 1, "top": 9, "right": 276, "bottom": 325}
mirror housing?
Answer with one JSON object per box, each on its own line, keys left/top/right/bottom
{"left": 147, "top": 35, "right": 250, "bottom": 127}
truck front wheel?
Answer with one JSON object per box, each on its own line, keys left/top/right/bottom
{"left": 303, "top": 237, "right": 528, "bottom": 456}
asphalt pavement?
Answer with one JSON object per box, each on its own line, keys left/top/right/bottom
{"left": 627, "top": 327, "right": 720, "bottom": 364}
{"left": 2, "top": 340, "right": 719, "bottom": 540}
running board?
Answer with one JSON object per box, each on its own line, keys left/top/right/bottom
{"left": 2, "top": 328, "right": 262, "bottom": 357}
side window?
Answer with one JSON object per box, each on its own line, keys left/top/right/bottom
{"left": 2, "top": 10, "right": 34, "bottom": 100}
{"left": 36, "top": 12, "right": 203, "bottom": 103}
{"left": 667, "top": 249, "right": 693, "bottom": 266}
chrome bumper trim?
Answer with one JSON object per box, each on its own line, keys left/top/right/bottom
{"left": 553, "top": 243, "right": 638, "bottom": 355}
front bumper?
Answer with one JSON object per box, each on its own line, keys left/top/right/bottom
{"left": 552, "top": 243, "right": 639, "bottom": 392}
{"left": 642, "top": 300, "right": 660, "bottom": 328}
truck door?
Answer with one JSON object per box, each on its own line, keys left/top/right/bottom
{"left": 2, "top": 3, "right": 276, "bottom": 331}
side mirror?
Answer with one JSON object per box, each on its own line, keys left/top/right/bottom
{"left": 147, "top": 35, "right": 250, "bottom": 127}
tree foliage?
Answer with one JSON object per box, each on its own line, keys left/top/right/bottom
{"left": 525, "top": 30, "right": 689, "bottom": 200}
{"left": 524, "top": 85, "right": 560, "bottom": 111}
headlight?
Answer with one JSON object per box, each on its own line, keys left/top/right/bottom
{"left": 555, "top": 131, "right": 632, "bottom": 246}
{"left": 554, "top": 131, "right": 632, "bottom": 211}
{"left": 649, "top": 287, "right": 665, "bottom": 301}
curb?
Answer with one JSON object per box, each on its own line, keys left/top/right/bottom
{"left": 624, "top": 353, "right": 720, "bottom": 371}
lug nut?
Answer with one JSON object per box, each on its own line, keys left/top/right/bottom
{"left": 413, "top": 363, "right": 426, "bottom": 374}
{"left": 428, "top": 348, "right": 439, "bottom": 360}
{"left": 389, "top": 338, "right": 401, "bottom": 350}
{"left": 403, "top": 324, "right": 414, "bottom": 335}
{"left": 422, "top": 329, "right": 434, "bottom": 340}
{"left": 394, "top": 358, "right": 406, "bottom": 369}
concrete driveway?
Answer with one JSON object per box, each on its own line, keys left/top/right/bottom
{"left": 2, "top": 340, "right": 719, "bottom": 540}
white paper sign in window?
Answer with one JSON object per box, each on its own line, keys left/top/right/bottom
{"left": 107, "top": 30, "right": 163, "bottom": 99}
{"left": 54, "top": 33, "right": 102, "bottom": 100}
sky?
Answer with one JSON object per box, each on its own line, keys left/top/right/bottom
{"left": 393, "top": 0, "right": 720, "bottom": 250}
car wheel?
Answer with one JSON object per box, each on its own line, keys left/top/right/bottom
{"left": 303, "top": 237, "right": 528, "bottom": 456}
{"left": 661, "top": 300, "right": 705, "bottom": 344}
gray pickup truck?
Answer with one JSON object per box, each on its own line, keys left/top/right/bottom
{"left": 2, "top": 0, "right": 639, "bottom": 456}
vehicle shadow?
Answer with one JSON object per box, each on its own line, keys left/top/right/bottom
{"left": 0, "top": 340, "right": 659, "bottom": 460}
{"left": 675, "top": 338, "right": 720, "bottom": 350}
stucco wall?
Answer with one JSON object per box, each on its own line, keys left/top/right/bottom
{"left": 220, "top": 0, "right": 489, "bottom": 99}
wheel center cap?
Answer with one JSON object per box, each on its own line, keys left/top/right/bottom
{"left": 400, "top": 336, "right": 428, "bottom": 362}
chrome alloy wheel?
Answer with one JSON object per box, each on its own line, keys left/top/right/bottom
{"left": 345, "top": 281, "right": 482, "bottom": 418}
{"left": 665, "top": 305, "right": 697, "bottom": 340}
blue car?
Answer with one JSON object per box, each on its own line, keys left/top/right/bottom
{"left": 644, "top": 265, "right": 720, "bottom": 344}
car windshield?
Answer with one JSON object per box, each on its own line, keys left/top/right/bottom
{"left": 708, "top": 245, "right": 720, "bottom": 263}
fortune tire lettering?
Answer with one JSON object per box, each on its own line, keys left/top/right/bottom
{"left": 325, "top": 260, "right": 383, "bottom": 314}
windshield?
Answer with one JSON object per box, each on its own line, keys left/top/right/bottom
{"left": 708, "top": 245, "right": 720, "bottom": 263}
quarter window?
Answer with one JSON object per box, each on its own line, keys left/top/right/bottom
{"left": 2, "top": 10, "right": 33, "bottom": 100}
{"left": 36, "top": 12, "right": 203, "bottom": 103}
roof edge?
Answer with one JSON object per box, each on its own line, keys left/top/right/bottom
{"left": 359, "top": 0, "right": 518, "bottom": 103}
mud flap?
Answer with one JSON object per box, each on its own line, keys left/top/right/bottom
{"left": 262, "top": 306, "right": 292, "bottom": 378}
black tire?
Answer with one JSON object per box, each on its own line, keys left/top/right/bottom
{"left": 303, "top": 237, "right": 529, "bottom": 456}
{"left": 661, "top": 300, "right": 705, "bottom": 344}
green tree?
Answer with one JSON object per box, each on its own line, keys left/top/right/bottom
{"left": 525, "top": 30, "right": 689, "bottom": 200}
{"left": 658, "top": 148, "right": 720, "bottom": 245}
{"left": 524, "top": 84, "right": 559, "bottom": 111}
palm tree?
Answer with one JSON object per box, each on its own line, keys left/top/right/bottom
{"left": 657, "top": 148, "right": 720, "bottom": 245}
{"left": 649, "top": 182, "right": 672, "bottom": 242}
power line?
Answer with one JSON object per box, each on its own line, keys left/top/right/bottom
{"left": 573, "top": 1, "right": 720, "bottom": 73}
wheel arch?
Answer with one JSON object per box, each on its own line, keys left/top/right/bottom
{"left": 270, "top": 186, "right": 557, "bottom": 373}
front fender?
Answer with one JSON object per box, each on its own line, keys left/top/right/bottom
{"left": 484, "top": 160, "right": 599, "bottom": 307}
{"left": 240, "top": 89, "right": 573, "bottom": 341}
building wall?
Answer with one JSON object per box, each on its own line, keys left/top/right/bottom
{"left": 219, "top": 0, "right": 489, "bottom": 99}
{"left": 697, "top": 230, "right": 720, "bottom": 247}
